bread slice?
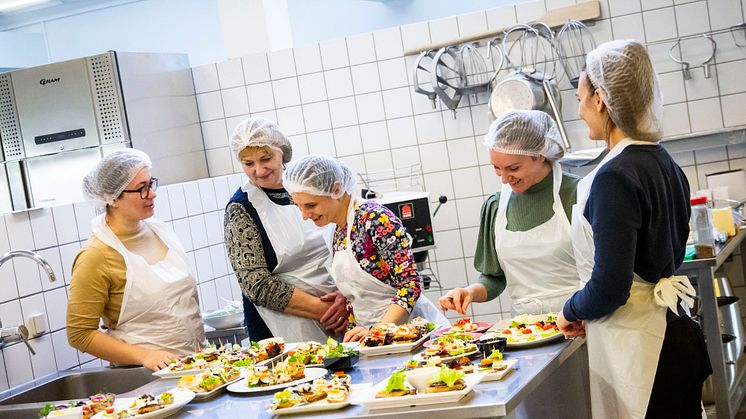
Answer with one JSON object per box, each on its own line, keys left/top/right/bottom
{"left": 424, "top": 379, "right": 466, "bottom": 393}
{"left": 375, "top": 388, "right": 415, "bottom": 398}
{"left": 300, "top": 391, "right": 327, "bottom": 403}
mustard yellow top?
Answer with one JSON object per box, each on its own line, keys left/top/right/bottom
{"left": 66, "top": 224, "right": 167, "bottom": 352}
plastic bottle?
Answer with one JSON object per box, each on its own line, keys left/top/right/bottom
{"left": 691, "top": 196, "right": 715, "bottom": 259}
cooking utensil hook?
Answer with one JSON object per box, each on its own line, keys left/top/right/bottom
{"left": 731, "top": 23, "right": 746, "bottom": 47}
{"left": 700, "top": 34, "right": 717, "bottom": 79}
{"left": 669, "top": 39, "right": 692, "bottom": 80}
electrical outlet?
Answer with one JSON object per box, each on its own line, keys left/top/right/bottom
{"left": 25, "top": 313, "right": 46, "bottom": 337}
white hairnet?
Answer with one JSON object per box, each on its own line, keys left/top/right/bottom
{"left": 82, "top": 149, "right": 152, "bottom": 209}
{"left": 483, "top": 110, "right": 565, "bottom": 162}
{"left": 283, "top": 155, "right": 357, "bottom": 199}
{"left": 585, "top": 39, "right": 663, "bottom": 142}
{"left": 229, "top": 117, "right": 292, "bottom": 163}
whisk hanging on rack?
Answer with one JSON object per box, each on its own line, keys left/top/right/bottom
{"left": 555, "top": 20, "right": 597, "bottom": 88}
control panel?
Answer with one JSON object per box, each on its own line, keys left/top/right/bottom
{"left": 375, "top": 192, "right": 435, "bottom": 251}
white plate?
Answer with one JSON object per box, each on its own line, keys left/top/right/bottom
{"left": 227, "top": 368, "right": 328, "bottom": 394}
{"left": 358, "top": 329, "right": 435, "bottom": 357}
{"left": 268, "top": 399, "right": 350, "bottom": 416}
{"left": 191, "top": 374, "right": 243, "bottom": 401}
{"left": 491, "top": 313, "right": 564, "bottom": 349}
{"left": 412, "top": 348, "right": 480, "bottom": 364}
{"left": 478, "top": 359, "right": 518, "bottom": 381}
{"left": 358, "top": 371, "right": 486, "bottom": 410}
{"left": 153, "top": 346, "right": 290, "bottom": 379}
{"left": 91, "top": 389, "right": 194, "bottom": 419}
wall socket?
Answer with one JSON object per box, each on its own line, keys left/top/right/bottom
{"left": 25, "top": 313, "right": 47, "bottom": 337}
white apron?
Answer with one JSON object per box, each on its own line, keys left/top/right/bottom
{"left": 330, "top": 197, "right": 450, "bottom": 329}
{"left": 92, "top": 214, "right": 205, "bottom": 356}
{"left": 243, "top": 181, "right": 337, "bottom": 343}
{"left": 494, "top": 162, "right": 580, "bottom": 314}
{"left": 571, "top": 138, "right": 696, "bottom": 419}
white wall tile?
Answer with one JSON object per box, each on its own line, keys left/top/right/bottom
{"left": 191, "top": 64, "right": 219, "bottom": 94}
{"left": 213, "top": 176, "right": 232, "bottom": 207}
{"left": 44, "top": 286, "right": 67, "bottom": 332}
{"left": 51, "top": 329, "right": 78, "bottom": 371}
{"left": 433, "top": 229, "right": 464, "bottom": 260}
{"left": 401, "top": 22, "right": 431, "bottom": 53}
{"left": 51, "top": 204, "right": 79, "bottom": 245}
{"left": 443, "top": 107, "right": 474, "bottom": 139}
{"left": 436, "top": 259, "right": 467, "bottom": 289}
{"left": 359, "top": 121, "right": 390, "bottom": 152}
{"left": 471, "top": 105, "right": 491, "bottom": 136}
{"left": 5, "top": 212, "right": 33, "bottom": 250}
{"left": 414, "top": 112, "right": 445, "bottom": 144}
{"left": 172, "top": 218, "right": 192, "bottom": 252}
{"left": 515, "top": 0, "right": 546, "bottom": 22}
{"left": 452, "top": 167, "right": 484, "bottom": 199}
{"left": 373, "top": 27, "right": 403, "bottom": 60}
{"left": 347, "top": 32, "right": 377, "bottom": 65}
{"left": 662, "top": 103, "right": 692, "bottom": 137}
{"left": 391, "top": 145, "right": 421, "bottom": 170}
{"left": 267, "top": 49, "right": 296, "bottom": 79}
{"left": 722, "top": 93, "right": 746, "bottom": 126}
{"left": 695, "top": 146, "right": 728, "bottom": 164}
{"left": 247, "top": 82, "right": 276, "bottom": 113}
{"left": 199, "top": 280, "right": 218, "bottom": 313}
{"left": 320, "top": 38, "right": 349, "bottom": 70}
{"left": 486, "top": 5, "right": 517, "bottom": 31}
{"left": 648, "top": 41, "right": 682, "bottom": 74}
{"left": 214, "top": 274, "right": 233, "bottom": 304}
{"left": 204, "top": 211, "right": 223, "bottom": 246}
{"left": 209, "top": 245, "right": 229, "bottom": 279}
{"left": 688, "top": 97, "right": 723, "bottom": 132}
{"left": 670, "top": 150, "right": 696, "bottom": 166}
{"left": 338, "top": 155, "right": 367, "bottom": 175}
{"left": 307, "top": 130, "right": 337, "bottom": 156}
{"left": 220, "top": 87, "right": 250, "bottom": 117}
{"left": 430, "top": 197, "right": 459, "bottom": 231}
{"left": 675, "top": 2, "right": 711, "bottom": 37}
{"left": 457, "top": 197, "right": 483, "bottom": 229}
{"left": 429, "top": 16, "right": 459, "bottom": 45}
{"left": 154, "top": 186, "right": 173, "bottom": 222}
{"left": 29, "top": 208, "right": 57, "bottom": 249}
{"left": 195, "top": 91, "right": 224, "bottom": 121}
{"left": 642, "top": 0, "right": 673, "bottom": 9}
{"left": 194, "top": 247, "right": 213, "bottom": 283}
{"left": 658, "top": 71, "right": 687, "bottom": 104}
{"left": 697, "top": 161, "right": 730, "bottom": 188}
{"left": 611, "top": 13, "right": 646, "bottom": 42}
{"left": 200, "top": 119, "right": 228, "bottom": 150}
{"left": 242, "top": 52, "right": 270, "bottom": 84}
{"left": 355, "top": 92, "right": 385, "bottom": 124}
{"left": 288, "top": 135, "right": 309, "bottom": 159}
{"left": 364, "top": 150, "right": 394, "bottom": 173}
{"left": 718, "top": 61, "right": 746, "bottom": 95}
{"left": 0, "top": 300, "right": 22, "bottom": 328}
{"left": 216, "top": 59, "right": 245, "bottom": 89}
{"left": 351, "top": 63, "right": 381, "bottom": 95}
{"left": 708, "top": 0, "right": 743, "bottom": 30}
{"left": 683, "top": 67, "right": 719, "bottom": 100}
{"left": 0, "top": 259, "right": 17, "bottom": 302}
{"left": 271, "top": 78, "right": 301, "bottom": 108}
{"left": 37, "top": 247, "right": 62, "bottom": 292}
{"left": 20, "top": 293, "right": 48, "bottom": 335}
{"left": 294, "top": 43, "right": 323, "bottom": 75}
{"left": 608, "top": 0, "right": 641, "bottom": 15}
{"left": 189, "top": 215, "right": 208, "bottom": 249}
{"left": 182, "top": 182, "right": 203, "bottom": 216}
{"left": 387, "top": 117, "right": 418, "bottom": 148}
{"left": 206, "top": 148, "right": 234, "bottom": 177}
{"left": 379, "top": 58, "right": 408, "bottom": 92}
{"left": 3, "top": 342, "right": 32, "bottom": 388}
{"left": 298, "top": 73, "right": 327, "bottom": 103}
{"left": 324, "top": 68, "right": 354, "bottom": 99}
{"left": 447, "top": 138, "right": 479, "bottom": 169}
{"left": 302, "top": 102, "right": 332, "bottom": 132}
{"left": 382, "top": 87, "right": 413, "bottom": 119}
{"left": 58, "top": 242, "right": 80, "bottom": 286}
{"left": 333, "top": 126, "right": 363, "bottom": 157}
{"left": 457, "top": 11, "right": 488, "bottom": 38}
{"left": 419, "top": 142, "right": 450, "bottom": 173}
{"left": 276, "top": 106, "right": 306, "bottom": 136}
{"left": 197, "top": 179, "right": 218, "bottom": 213}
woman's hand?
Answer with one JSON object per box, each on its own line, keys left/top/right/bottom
{"left": 343, "top": 326, "right": 369, "bottom": 343}
{"left": 439, "top": 288, "right": 473, "bottom": 315}
{"left": 140, "top": 349, "right": 179, "bottom": 371}
{"left": 557, "top": 311, "right": 586, "bottom": 339}
{"left": 319, "top": 291, "right": 349, "bottom": 334}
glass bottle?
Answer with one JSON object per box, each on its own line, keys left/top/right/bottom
{"left": 691, "top": 196, "right": 715, "bottom": 259}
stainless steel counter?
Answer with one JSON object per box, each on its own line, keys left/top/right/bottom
{"left": 124, "top": 337, "right": 589, "bottom": 419}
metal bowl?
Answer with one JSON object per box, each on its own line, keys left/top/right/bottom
{"left": 202, "top": 311, "right": 244, "bottom": 330}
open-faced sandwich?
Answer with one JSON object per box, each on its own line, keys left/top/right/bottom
{"left": 269, "top": 371, "right": 351, "bottom": 410}
{"left": 177, "top": 367, "right": 233, "bottom": 394}
{"left": 479, "top": 349, "right": 507, "bottom": 372}
{"left": 425, "top": 367, "right": 466, "bottom": 393}
{"left": 40, "top": 393, "right": 116, "bottom": 419}
{"left": 362, "top": 317, "right": 435, "bottom": 348}
{"left": 375, "top": 370, "right": 416, "bottom": 398}
{"left": 245, "top": 358, "right": 306, "bottom": 388}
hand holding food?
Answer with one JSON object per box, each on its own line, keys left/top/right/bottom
{"left": 141, "top": 349, "right": 180, "bottom": 371}
{"left": 557, "top": 311, "right": 585, "bottom": 338}
{"left": 439, "top": 288, "right": 472, "bottom": 315}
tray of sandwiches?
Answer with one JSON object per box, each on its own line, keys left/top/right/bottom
{"left": 176, "top": 365, "right": 242, "bottom": 401}
{"left": 267, "top": 371, "right": 354, "bottom": 415}
{"left": 90, "top": 390, "right": 194, "bottom": 419}
{"left": 358, "top": 317, "right": 436, "bottom": 356}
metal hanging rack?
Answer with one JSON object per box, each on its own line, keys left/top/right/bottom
{"left": 646, "top": 23, "right": 746, "bottom": 47}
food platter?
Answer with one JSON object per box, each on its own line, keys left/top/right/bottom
{"left": 480, "top": 359, "right": 518, "bottom": 381}
{"left": 357, "top": 371, "right": 486, "bottom": 410}
{"left": 412, "top": 348, "right": 480, "bottom": 364}
{"left": 227, "top": 368, "right": 328, "bottom": 393}
{"left": 358, "top": 329, "right": 435, "bottom": 356}
{"left": 422, "top": 332, "right": 483, "bottom": 348}
{"left": 434, "top": 321, "right": 493, "bottom": 336}
{"left": 90, "top": 390, "right": 194, "bottom": 419}
{"left": 153, "top": 343, "right": 291, "bottom": 379}
{"left": 491, "top": 313, "right": 564, "bottom": 348}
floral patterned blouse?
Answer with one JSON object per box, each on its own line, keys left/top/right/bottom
{"left": 332, "top": 200, "right": 422, "bottom": 312}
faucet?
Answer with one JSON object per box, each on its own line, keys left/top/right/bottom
{"left": 0, "top": 249, "right": 56, "bottom": 356}
{"left": 0, "top": 249, "right": 56, "bottom": 283}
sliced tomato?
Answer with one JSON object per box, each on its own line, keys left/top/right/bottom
{"left": 542, "top": 324, "right": 554, "bottom": 331}
{"left": 502, "top": 329, "right": 512, "bottom": 334}
{"left": 522, "top": 328, "right": 533, "bottom": 335}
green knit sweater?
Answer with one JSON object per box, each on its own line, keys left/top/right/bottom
{"left": 474, "top": 171, "right": 580, "bottom": 301}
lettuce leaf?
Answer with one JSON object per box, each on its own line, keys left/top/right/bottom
{"left": 438, "top": 367, "right": 465, "bottom": 388}
{"left": 487, "top": 349, "right": 503, "bottom": 360}
{"left": 385, "top": 370, "right": 408, "bottom": 392}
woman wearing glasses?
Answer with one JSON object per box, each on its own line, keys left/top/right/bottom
{"left": 67, "top": 149, "right": 205, "bottom": 371}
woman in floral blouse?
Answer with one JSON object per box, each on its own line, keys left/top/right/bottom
{"left": 284, "top": 154, "right": 449, "bottom": 342}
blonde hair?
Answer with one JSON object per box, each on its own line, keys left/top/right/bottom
{"left": 238, "top": 145, "right": 274, "bottom": 160}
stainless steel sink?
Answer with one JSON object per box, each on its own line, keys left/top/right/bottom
{"left": 0, "top": 366, "right": 158, "bottom": 418}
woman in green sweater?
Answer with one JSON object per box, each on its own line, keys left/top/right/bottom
{"left": 439, "top": 110, "right": 580, "bottom": 315}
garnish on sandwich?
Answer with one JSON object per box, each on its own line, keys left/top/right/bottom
{"left": 425, "top": 367, "right": 466, "bottom": 393}
{"left": 376, "top": 369, "right": 415, "bottom": 398}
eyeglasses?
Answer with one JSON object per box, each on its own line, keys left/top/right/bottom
{"left": 121, "top": 177, "right": 158, "bottom": 199}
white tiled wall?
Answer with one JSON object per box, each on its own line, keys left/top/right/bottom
{"left": 4, "top": 0, "right": 746, "bottom": 392}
